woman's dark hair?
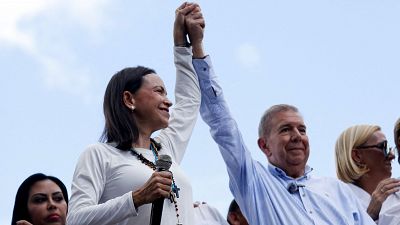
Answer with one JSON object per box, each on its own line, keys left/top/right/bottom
{"left": 11, "top": 173, "right": 68, "bottom": 225}
{"left": 100, "top": 66, "right": 156, "bottom": 150}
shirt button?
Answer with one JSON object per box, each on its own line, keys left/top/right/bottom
{"left": 309, "top": 210, "right": 312, "bottom": 214}
{"left": 203, "top": 67, "right": 207, "bottom": 71}
{"left": 302, "top": 194, "right": 306, "bottom": 197}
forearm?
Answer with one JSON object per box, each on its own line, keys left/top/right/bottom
{"left": 193, "top": 56, "right": 232, "bottom": 126}
{"left": 367, "top": 200, "right": 382, "bottom": 221}
{"left": 193, "top": 57, "right": 251, "bottom": 177}
{"left": 192, "top": 42, "right": 205, "bottom": 59}
{"left": 68, "top": 190, "right": 136, "bottom": 225}
{"left": 156, "top": 46, "right": 200, "bottom": 163}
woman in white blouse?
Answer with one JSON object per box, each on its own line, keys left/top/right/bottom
{"left": 335, "top": 124, "right": 400, "bottom": 224}
{"left": 67, "top": 3, "right": 205, "bottom": 225}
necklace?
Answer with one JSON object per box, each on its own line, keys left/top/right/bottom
{"left": 130, "top": 142, "right": 158, "bottom": 170}
{"left": 130, "top": 140, "right": 182, "bottom": 225}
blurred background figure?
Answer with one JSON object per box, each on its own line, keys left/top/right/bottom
{"left": 335, "top": 124, "right": 400, "bottom": 224}
{"left": 193, "top": 201, "right": 228, "bottom": 225}
{"left": 11, "top": 173, "right": 68, "bottom": 225}
{"left": 377, "top": 118, "right": 400, "bottom": 224}
{"left": 227, "top": 200, "right": 249, "bottom": 225}
{"left": 394, "top": 118, "right": 400, "bottom": 156}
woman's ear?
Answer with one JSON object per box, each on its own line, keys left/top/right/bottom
{"left": 123, "top": 91, "right": 135, "bottom": 111}
{"left": 351, "top": 148, "right": 363, "bottom": 165}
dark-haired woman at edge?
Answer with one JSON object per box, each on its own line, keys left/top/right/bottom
{"left": 11, "top": 173, "right": 68, "bottom": 225}
{"left": 67, "top": 3, "right": 205, "bottom": 225}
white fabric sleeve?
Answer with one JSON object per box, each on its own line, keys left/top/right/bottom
{"left": 156, "top": 46, "right": 200, "bottom": 164}
{"left": 378, "top": 201, "right": 400, "bottom": 225}
{"left": 67, "top": 145, "right": 138, "bottom": 225}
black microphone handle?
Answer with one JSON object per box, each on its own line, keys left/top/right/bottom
{"left": 150, "top": 154, "right": 172, "bottom": 225}
{"left": 150, "top": 197, "right": 164, "bottom": 225}
{"left": 150, "top": 167, "right": 168, "bottom": 225}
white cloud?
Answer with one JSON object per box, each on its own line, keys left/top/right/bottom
{"left": 0, "top": 0, "right": 52, "bottom": 51}
{"left": 0, "top": 0, "right": 110, "bottom": 102}
{"left": 235, "top": 43, "right": 261, "bottom": 69}
{"left": 38, "top": 55, "right": 92, "bottom": 101}
{"left": 66, "top": 0, "right": 111, "bottom": 32}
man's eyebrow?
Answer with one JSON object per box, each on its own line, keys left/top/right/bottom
{"left": 277, "top": 123, "right": 290, "bottom": 129}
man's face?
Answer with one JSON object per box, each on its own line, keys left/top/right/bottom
{"left": 258, "top": 110, "right": 310, "bottom": 178}
{"left": 227, "top": 211, "right": 249, "bottom": 225}
{"left": 397, "top": 135, "right": 400, "bottom": 150}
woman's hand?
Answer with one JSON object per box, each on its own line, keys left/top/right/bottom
{"left": 367, "top": 178, "right": 400, "bottom": 220}
{"left": 173, "top": 2, "right": 196, "bottom": 47}
{"left": 131, "top": 171, "right": 172, "bottom": 208}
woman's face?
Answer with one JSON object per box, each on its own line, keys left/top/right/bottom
{"left": 27, "top": 179, "right": 67, "bottom": 225}
{"left": 357, "top": 131, "right": 394, "bottom": 179}
{"left": 132, "top": 73, "right": 172, "bottom": 131}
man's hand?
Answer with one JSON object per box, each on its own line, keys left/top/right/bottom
{"left": 185, "top": 4, "right": 205, "bottom": 58}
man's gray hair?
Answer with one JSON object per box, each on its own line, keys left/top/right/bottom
{"left": 258, "top": 104, "right": 300, "bottom": 138}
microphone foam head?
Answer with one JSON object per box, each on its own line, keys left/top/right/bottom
{"left": 156, "top": 155, "right": 172, "bottom": 171}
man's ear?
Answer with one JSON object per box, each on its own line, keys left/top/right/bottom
{"left": 123, "top": 91, "right": 135, "bottom": 111}
{"left": 397, "top": 136, "right": 400, "bottom": 148}
{"left": 258, "top": 137, "right": 271, "bottom": 156}
{"left": 227, "top": 212, "right": 240, "bottom": 225}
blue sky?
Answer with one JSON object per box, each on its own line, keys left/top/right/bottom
{"left": 1, "top": 0, "right": 399, "bottom": 224}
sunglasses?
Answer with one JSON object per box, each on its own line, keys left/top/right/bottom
{"left": 357, "top": 140, "right": 392, "bottom": 158}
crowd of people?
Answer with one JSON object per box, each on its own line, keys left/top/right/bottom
{"left": 10, "top": 2, "right": 400, "bottom": 225}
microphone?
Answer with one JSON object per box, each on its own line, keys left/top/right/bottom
{"left": 150, "top": 155, "right": 172, "bottom": 225}
{"left": 287, "top": 182, "right": 305, "bottom": 194}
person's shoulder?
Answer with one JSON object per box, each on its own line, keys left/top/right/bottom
{"left": 309, "top": 176, "right": 349, "bottom": 189}
{"left": 84, "top": 142, "right": 110, "bottom": 151}
{"left": 193, "top": 202, "right": 228, "bottom": 225}
{"left": 310, "top": 175, "right": 341, "bottom": 182}
{"left": 308, "top": 176, "right": 360, "bottom": 205}
{"left": 81, "top": 142, "right": 120, "bottom": 158}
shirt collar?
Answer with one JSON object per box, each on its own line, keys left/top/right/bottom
{"left": 268, "top": 163, "right": 313, "bottom": 181}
